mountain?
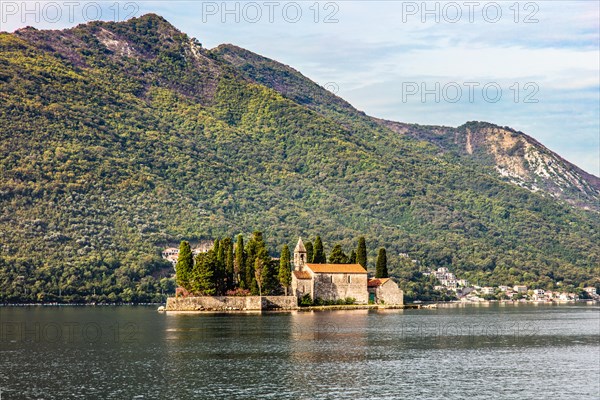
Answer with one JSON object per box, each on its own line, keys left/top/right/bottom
{"left": 0, "top": 14, "right": 598, "bottom": 302}
{"left": 210, "top": 44, "right": 600, "bottom": 210}
{"left": 375, "top": 119, "right": 600, "bottom": 210}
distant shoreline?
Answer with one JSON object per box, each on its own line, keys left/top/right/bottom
{"left": 417, "top": 299, "right": 599, "bottom": 307}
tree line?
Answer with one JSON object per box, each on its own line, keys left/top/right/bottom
{"left": 174, "top": 233, "right": 389, "bottom": 296}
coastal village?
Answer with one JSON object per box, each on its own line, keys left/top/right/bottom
{"left": 423, "top": 267, "right": 599, "bottom": 303}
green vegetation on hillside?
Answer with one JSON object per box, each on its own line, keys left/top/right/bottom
{"left": 0, "top": 14, "right": 598, "bottom": 303}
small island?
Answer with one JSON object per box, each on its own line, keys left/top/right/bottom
{"left": 164, "top": 233, "right": 404, "bottom": 312}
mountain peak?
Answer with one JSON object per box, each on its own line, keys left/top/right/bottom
{"left": 118, "top": 13, "right": 179, "bottom": 33}
{"left": 133, "top": 13, "right": 170, "bottom": 23}
{"left": 86, "top": 13, "right": 184, "bottom": 43}
{"left": 378, "top": 118, "right": 599, "bottom": 210}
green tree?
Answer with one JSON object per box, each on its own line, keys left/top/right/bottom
{"left": 250, "top": 244, "right": 276, "bottom": 296}
{"left": 175, "top": 241, "right": 193, "bottom": 290}
{"left": 235, "top": 234, "right": 245, "bottom": 288}
{"left": 357, "top": 237, "right": 367, "bottom": 268}
{"left": 245, "top": 232, "right": 259, "bottom": 291}
{"left": 213, "top": 239, "right": 221, "bottom": 261}
{"left": 261, "top": 253, "right": 279, "bottom": 295}
{"left": 328, "top": 244, "right": 349, "bottom": 264}
{"left": 245, "top": 231, "right": 271, "bottom": 295}
{"left": 305, "top": 241, "right": 314, "bottom": 263}
{"left": 375, "top": 248, "right": 388, "bottom": 278}
{"left": 349, "top": 249, "right": 357, "bottom": 264}
{"left": 313, "top": 236, "right": 326, "bottom": 263}
{"left": 279, "top": 244, "right": 292, "bottom": 295}
{"left": 223, "top": 237, "right": 234, "bottom": 290}
{"left": 213, "top": 238, "right": 227, "bottom": 295}
{"left": 191, "top": 251, "right": 216, "bottom": 295}
{"left": 254, "top": 257, "right": 264, "bottom": 296}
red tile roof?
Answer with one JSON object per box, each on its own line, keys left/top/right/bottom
{"left": 368, "top": 278, "right": 390, "bottom": 287}
{"left": 306, "top": 263, "right": 367, "bottom": 274}
{"left": 294, "top": 271, "right": 312, "bottom": 279}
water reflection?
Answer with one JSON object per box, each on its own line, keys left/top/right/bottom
{"left": 0, "top": 304, "right": 598, "bottom": 399}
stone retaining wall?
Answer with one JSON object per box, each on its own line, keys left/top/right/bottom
{"left": 166, "top": 296, "right": 297, "bottom": 311}
{"left": 262, "top": 296, "right": 298, "bottom": 310}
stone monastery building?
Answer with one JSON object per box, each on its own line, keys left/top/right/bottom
{"left": 291, "top": 238, "right": 403, "bottom": 305}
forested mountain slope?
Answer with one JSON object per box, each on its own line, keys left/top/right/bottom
{"left": 211, "top": 44, "right": 600, "bottom": 211}
{"left": 0, "top": 14, "right": 598, "bottom": 302}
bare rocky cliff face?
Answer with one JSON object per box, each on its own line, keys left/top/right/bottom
{"left": 376, "top": 120, "right": 600, "bottom": 211}
{"left": 466, "top": 126, "right": 599, "bottom": 204}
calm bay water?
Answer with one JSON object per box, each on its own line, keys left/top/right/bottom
{"left": 0, "top": 303, "right": 598, "bottom": 399}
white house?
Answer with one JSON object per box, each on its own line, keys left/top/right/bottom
{"left": 513, "top": 285, "right": 528, "bottom": 293}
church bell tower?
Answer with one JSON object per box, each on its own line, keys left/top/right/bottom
{"left": 294, "top": 237, "right": 307, "bottom": 271}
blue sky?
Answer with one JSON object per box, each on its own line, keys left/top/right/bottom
{"left": 1, "top": 1, "right": 598, "bottom": 175}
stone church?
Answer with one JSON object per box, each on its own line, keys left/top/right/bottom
{"left": 290, "top": 237, "right": 401, "bottom": 305}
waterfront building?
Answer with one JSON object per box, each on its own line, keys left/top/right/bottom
{"left": 368, "top": 278, "right": 404, "bottom": 305}
{"left": 290, "top": 237, "right": 403, "bottom": 305}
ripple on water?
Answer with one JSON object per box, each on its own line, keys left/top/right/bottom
{"left": 0, "top": 305, "right": 598, "bottom": 399}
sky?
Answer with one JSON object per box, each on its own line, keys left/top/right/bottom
{"left": 1, "top": 0, "right": 599, "bottom": 175}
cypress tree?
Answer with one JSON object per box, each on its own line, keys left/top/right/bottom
{"left": 312, "top": 236, "right": 326, "bottom": 263}
{"left": 175, "top": 241, "right": 193, "bottom": 290}
{"left": 278, "top": 244, "right": 292, "bottom": 295}
{"left": 305, "top": 241, "right": 314, "bottom": 263}
{"left": 213, "top": 239, "right": 221, "bottom": 259}
{"left": 349, "top": 249, "right": 357, "bottom": 264}
{"left": 191, "top": 251, "right": 216, "bottom": 295}
{"left": 259, "top": 248, "right": 278, "bottom": 295}
{"left": 375, "top": 248, "right": 388, "bottom": 278}
{"left": 245, "top": 231, "right": 268, "bottom": 295}
{"left": 235, "top": 234, "right": 245, "bottom": 288}
{"left": 214, "top": 238, "right": 227, "bottom": 295}
{"left": 245, "top": 233, "right": 258, "bottom": 291}
{"left": 216, "top": 239, "right": 225, "bottom": 266}
{"left": 254, "top": 257, "right": 264, "bottom": 297}
{"left": 224, "top": 237, "right": 235, "bottom": 290}
{"left": 328, "top": 244, "right": 349, "bottom": 264}
{"left": 357, "top": 237, "right": 367, "bottom": 268}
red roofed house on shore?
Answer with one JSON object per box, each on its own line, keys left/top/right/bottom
{"left": 292, "top": 237, "right": 403, "bottom": 305}
{"left": 367, "top": 278, "right": 404, "bottom": 305}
